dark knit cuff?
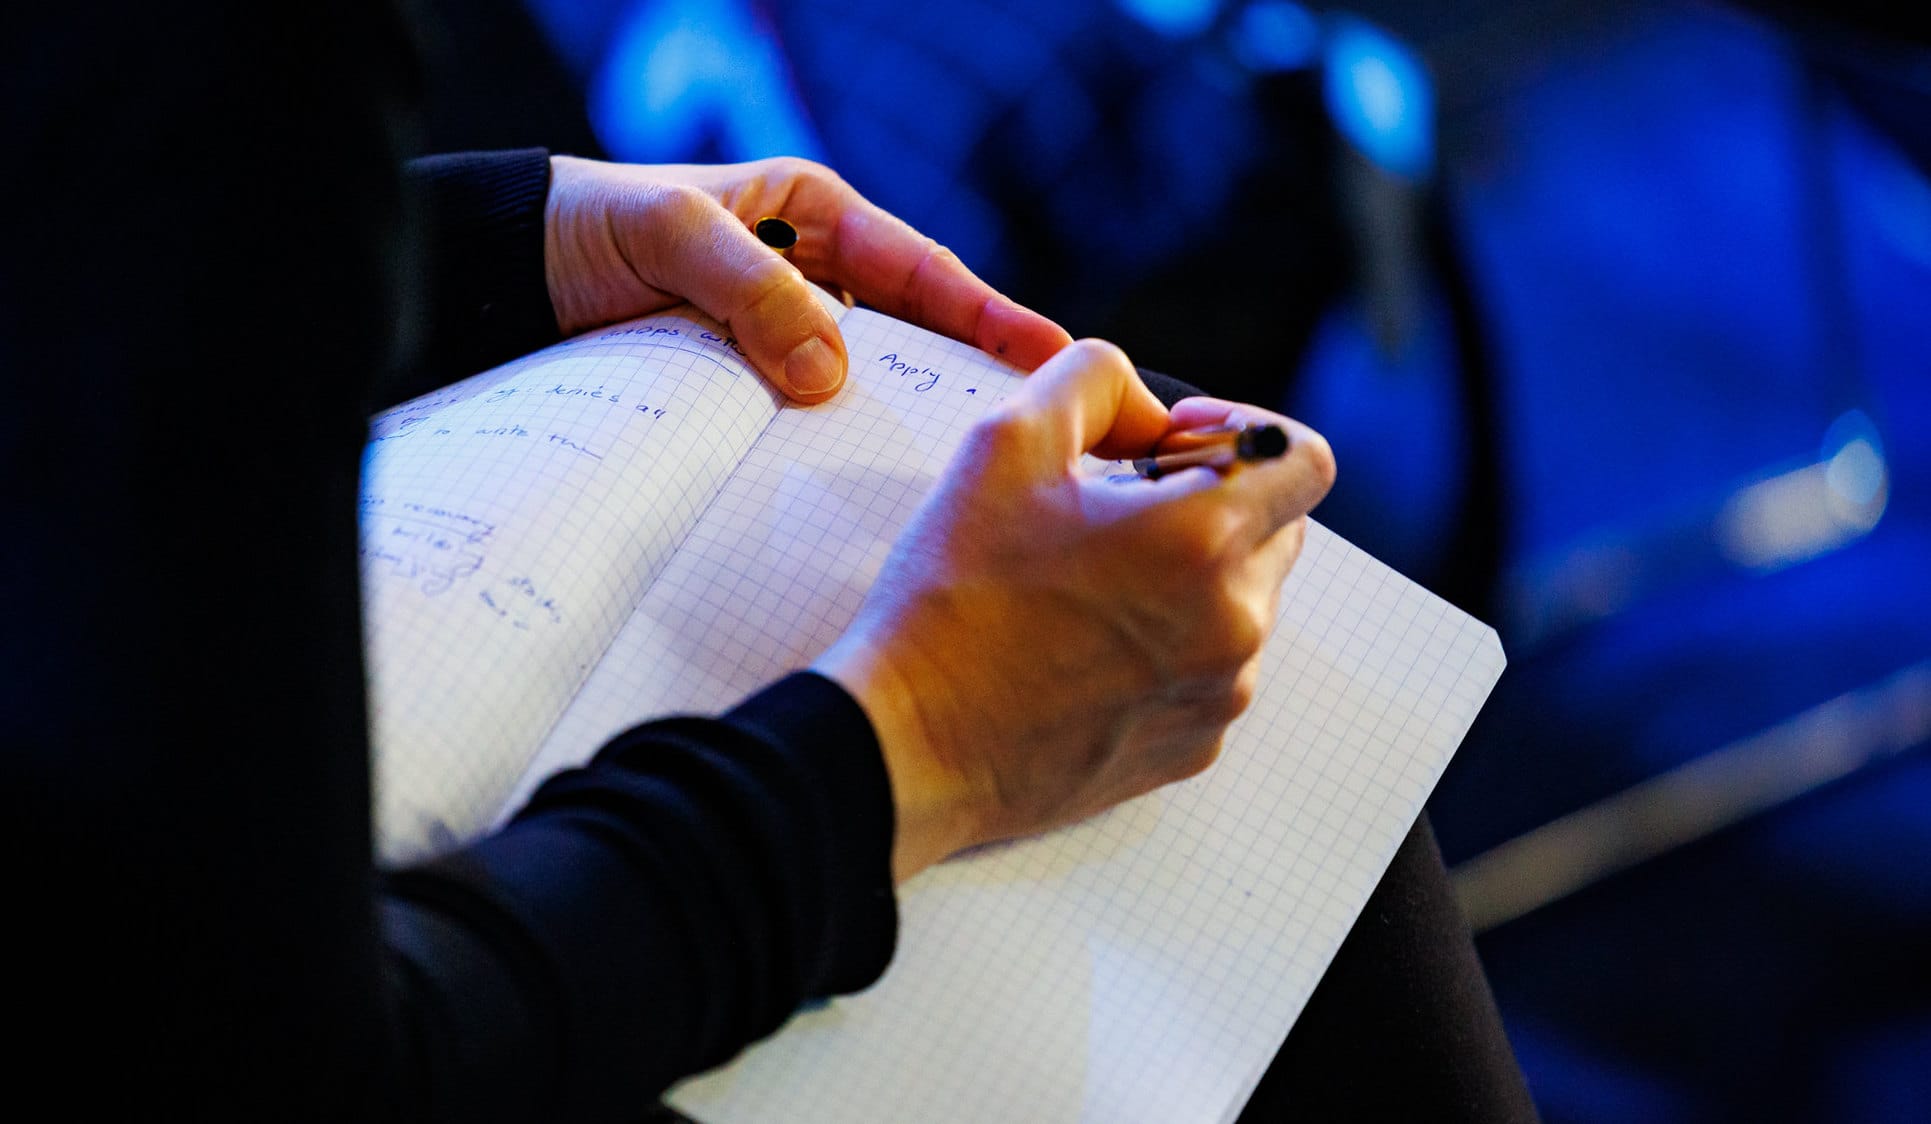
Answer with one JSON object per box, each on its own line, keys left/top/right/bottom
{"left": 406, "top": 147, "right": 559, "bottom": 385}
{"left": 725, "top": 672, "right": 900, "bottom": 996}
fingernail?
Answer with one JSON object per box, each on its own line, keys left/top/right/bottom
{"left": 785, "top": 336, "right": 841, "bottom": 396}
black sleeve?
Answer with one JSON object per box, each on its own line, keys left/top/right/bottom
{"left": 383, "top": 147, "right": 562, "bottom": 409}
{"left": 381, "top": 673, "right": 898, "bottom": 1121}
{"left": 5, "top": 5, "right": 894, "bottom": 1120}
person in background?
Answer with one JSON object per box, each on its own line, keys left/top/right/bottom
{"left": 5, "top": 4, "right": 1531, "bottom": 1121}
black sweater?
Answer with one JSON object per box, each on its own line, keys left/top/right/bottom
{"left": 5, "top": 6, "right": 893, "bottom": 1120}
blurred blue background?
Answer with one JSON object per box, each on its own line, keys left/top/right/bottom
{"left": 413, "top": 1, "right": 1930, "bottom": 1118}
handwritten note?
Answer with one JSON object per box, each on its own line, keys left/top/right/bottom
{"left": 364, "top": 305, "right": 1505, "bottom": 1124}
{"left": 361, "top": 313, "right": 785, "bottom": 862}
{"left": 509, "top": 312, "right": 1027, "bottom": 807}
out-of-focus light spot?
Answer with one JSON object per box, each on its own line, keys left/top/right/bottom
{"left": 1822, "top": 407, "right": 1890, "bottom": 523}
{"left": 1827, "top": 438, "right": 1886, "bottom": 508}
{"left": 1352, "top": 55, "right": 1402, "bottom": 132}
{"left": 590, "top": 0, "right": 822, "bottom": 164}
{"left": 1114, "top": 0, "right": 1220, "bottom": 38}
{"left": 1718, "top": 412, "right": 1888, "bottom": 572}
{"left": 638, "top": 27, "right": 723, "bottom": 117}
{"left": 1230, "top": 1, "right": 1321, "bottom": 73}
{"left": 1823, "top": 409, "right": 1889, "bottom": 531}
{"left": 1323, "top": 17, "right": 1433, "bottom": 180}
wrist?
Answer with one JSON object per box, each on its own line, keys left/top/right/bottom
{"left": 542, "top": 154, "right": 594, "bottom": 337}
{"left": 814, "top": 634, "right": 980, "bottom": 883}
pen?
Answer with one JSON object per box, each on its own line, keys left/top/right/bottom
{"left": 754, "top": 215, "right": 798, "bottom": 253}
{"left": 756, "top": 214, "right": 856, "bottom": 309}
{"left": 1132, "top": 423, "right": 1289, "bottom": 480}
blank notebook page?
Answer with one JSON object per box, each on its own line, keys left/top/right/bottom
{"left": 515, "top": 310, "right": 1507, "bottom": 1123}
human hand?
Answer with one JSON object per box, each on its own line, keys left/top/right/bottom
{"left": 812, "top": 342, "right": 1337, "bottom": 882}
{"left": 543, "top": 155, "right": 1073, "bottom": 403}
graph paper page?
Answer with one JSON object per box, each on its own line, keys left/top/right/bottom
{"left": 514, "top": 309, "right": 1027, "bottom": 802}
{"left": 514, "top": 309, "right": 1507, "bottom": 1123}
{"left": 361, "top": 313, "right": 780, "bottom": 863}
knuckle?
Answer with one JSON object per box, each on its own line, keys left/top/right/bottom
{"left": 1175, "top": 672, "right": 1257, "bottom": 776}
{"left": 1199, "top": 689, "right": 1249, "bottom": 733}
{"left": 1228, "top": 662, "right": 1261, "bottom": 717}
{"left": 763, "top": 154, "right": 837, "bottom": 186}
{"left": 1211, "top": 596, "right": 1267, "bottom": 665}
{"left": 965, "top": 408, "right": 1042, "bottom": 460}
{"left": 908, "top": 238, "right": 962, "bottom": 289}
{"left": 737, "top": 252, "right": 800, "bottom": 304}
{"left": 1167, "top": 590, "right": 1261, "bottom": 682}
{"left": 1063, "top": 337, "right": 1133, "bottom": 378}
{"left": 1173, "top": 735, "right": 1226, "bottom": 781}
{"left": 647, "top": 182, "right": 718, "bottom": 227}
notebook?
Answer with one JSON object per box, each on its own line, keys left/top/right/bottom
{"left": 359, "top": 303, "right": 1506, "bottom": 1123}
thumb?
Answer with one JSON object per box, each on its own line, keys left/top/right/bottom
{"left": 632, "top": 192, "right": 849, "bottom": 403}
{"left": 996, "top": 339, "right": 1170, "bottom": 472}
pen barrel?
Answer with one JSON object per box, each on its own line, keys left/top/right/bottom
{"left": 1133, "top": 424, "right": 1287, "bottom": 479}
{"left": 1154, "top": 423, "right": 1245, "bottom": 455}
{"left": 1132, "top": 446, "right": 1238, "bottom": 479}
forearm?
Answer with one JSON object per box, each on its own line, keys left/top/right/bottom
{"left": 381, "top": 673, "right": 899, "bottom": 1117}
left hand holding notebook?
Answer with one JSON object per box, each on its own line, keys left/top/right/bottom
{"left": 540, "top": 154, "right": 1072, "bottom": 402}
{"left": 815, "top": 339, "right": 1338, "bottom": 882}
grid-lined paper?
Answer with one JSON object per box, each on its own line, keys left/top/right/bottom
{"left": 514, "top": 311, "right": 1031, "bottom": 800}
{"left": 361, "top": 314, "right": 782, "bottom": 862}
{"left": 485, "top": 310, "right": 1508, "bottom": 1123}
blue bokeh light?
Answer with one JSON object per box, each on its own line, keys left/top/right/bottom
{"left": 1322, "top": 15, "right": 1434, "bottom": 180}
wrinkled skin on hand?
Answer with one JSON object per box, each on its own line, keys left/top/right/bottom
{"left": 543, "top": 155, "right": 1071, "bottom": 402}
{"left": 815, "top": 340, "right": 1337, "bottom": 882}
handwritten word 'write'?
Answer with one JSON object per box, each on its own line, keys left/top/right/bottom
{"left": 382, "top": 418, "right": 610, "bottom": 461}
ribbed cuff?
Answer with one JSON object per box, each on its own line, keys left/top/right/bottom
{"left": 406, "top": 147, "right": 559, "bottom": 381}
{"left": 726, "top": 671, "right": 900, "bottom": 996}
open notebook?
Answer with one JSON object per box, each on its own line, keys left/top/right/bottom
{"left": 360, "top": 304, "right": 1505, "bottom": 1123}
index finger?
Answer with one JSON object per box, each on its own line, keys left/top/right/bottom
{"left": 990, "top": 339, "right": 1171, "bottom": 475}
{"left": 791, "top": 181, "right": 1074, "bottom": 371}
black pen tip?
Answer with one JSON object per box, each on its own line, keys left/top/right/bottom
{"left": 1241, "top": 424, "right": 1289, "bottom": 460}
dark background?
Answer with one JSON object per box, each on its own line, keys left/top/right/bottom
{"left": 409, "top": 1, "right": 1931, "bottom": 1119}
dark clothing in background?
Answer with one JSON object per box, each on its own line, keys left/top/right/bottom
{"left": 1125, "top": 382, "right": 1537, "bottom": 1124}
{"left": 4, "top": 4, "right": 1533, "bottom": 1122}
{"left": 6, "top": 8, "right": 892, "bottom": 1120}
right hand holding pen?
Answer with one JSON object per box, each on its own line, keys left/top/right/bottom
{"left": 813, "top": 340, "right": 1336, "bottom": 882}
